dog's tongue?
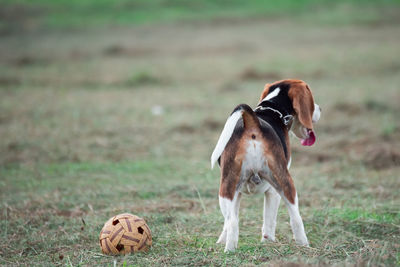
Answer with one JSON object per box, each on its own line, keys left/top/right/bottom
{"left": 301, "top": 130, "right": 316, "bottom": 146}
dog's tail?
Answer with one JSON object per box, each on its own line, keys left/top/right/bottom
{"left": 211, "top": 104, "right": 259, "bottom": 169}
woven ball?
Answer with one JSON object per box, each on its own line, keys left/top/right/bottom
{"left": 99, "top": 213, "right": 152, "bottom": 255}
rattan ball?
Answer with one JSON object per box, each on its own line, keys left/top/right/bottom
{"left": 99, "top": 213, "right": 152, "bottom": 255}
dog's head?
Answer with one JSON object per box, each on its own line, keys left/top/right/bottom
{"left": 260, "top": 79, "right": 321, "bottom": 146}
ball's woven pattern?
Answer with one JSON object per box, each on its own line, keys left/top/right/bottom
{"left": 99, "top": 213, "right": 152, "bottom": 255}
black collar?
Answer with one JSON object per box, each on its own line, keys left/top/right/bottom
{"left": 254, "top": 100, "right": 293, "bottom": 127}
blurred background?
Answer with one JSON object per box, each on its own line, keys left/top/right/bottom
{"left": 1, "top": 0, "right": 399, "bottom": 265}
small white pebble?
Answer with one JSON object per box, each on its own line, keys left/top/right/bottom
{"left": 151, "top": 105, "right": 164, "bottom": 116}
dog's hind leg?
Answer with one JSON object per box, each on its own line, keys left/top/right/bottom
{"left": 262, "top": 156, "right": 309, "bottom": 246}
{"left": 216, "top": 196, "right": 228, "bottom": 245}
{"left": 282, "top": 193, "right": 309, "bottom": 246}
{"left": 218, "top": 191, "right": 241, "bottom": 252}
{"left": 261, "top": 187, "right": 281, "bottom": 242}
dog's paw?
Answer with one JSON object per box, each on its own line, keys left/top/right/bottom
{"left": 295, "top": 237, "right": 309, "bottom": 247}
{"left": 224, "top": 244, "right": 236, "bottom": 253}
{"left": 216, "top": 236, "right": 226, "bottom": 245}
{"left": 216, "top": 231, "right": 227, "bottom": 244}
{"left": 261, "top": 234, "right": 275, "bottom": 243}
{"left": 224, "top": 238, "right": 238, "bottom": 252}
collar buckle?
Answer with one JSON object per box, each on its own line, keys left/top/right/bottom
{"left": 283, "top": 115, "right": 293, "bottom": 125}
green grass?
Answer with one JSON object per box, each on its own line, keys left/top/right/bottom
{"left": 331, "top": 208, "right": 399, "bottom": 223}
{"left": 1, "top": 0, "right": 400, "bottom": 31}
{"left": 1, "top": 1, "right": 400, "bottom": 265}
{"left": 1, "top": 161, "right": 399, "bottom": 266}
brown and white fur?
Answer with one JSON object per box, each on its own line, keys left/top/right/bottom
{"left": 211, "top": 79, "right": 321, "bottom": 252}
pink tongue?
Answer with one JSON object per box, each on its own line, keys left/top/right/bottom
{"left": 301, "top": 130, "right": 316, "bottom": 146}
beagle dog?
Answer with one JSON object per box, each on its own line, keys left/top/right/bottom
{"left": 211, "top": 79, "right": 321, "bottom": 252}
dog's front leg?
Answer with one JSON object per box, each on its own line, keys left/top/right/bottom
{"left": 218, "top": 191, "right": 241, "bottom": 252}
{"left": 261, "top": 187, "right": 281, "bottom": 242}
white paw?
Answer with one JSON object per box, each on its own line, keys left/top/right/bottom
{"left": 295, "top": 237, "right": 309, "bottom": 247}
{"left": 224, "top": 237, "right": 238, "bottom": 252}
{"left": 261, "top": 234, "right": 275, "bottom": 243}
{"left": 224, "top": 243, "right": 237, "bottom": 252}
{"left": 216, "top": 233, "right": 226, "bottom": 244}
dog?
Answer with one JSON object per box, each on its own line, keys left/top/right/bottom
{"left": 210, "top": 79, "right": 321, "bottom": 252}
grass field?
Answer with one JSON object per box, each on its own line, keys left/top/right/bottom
{"left": 1, "top": 1, "right": 400, "bottom": 266}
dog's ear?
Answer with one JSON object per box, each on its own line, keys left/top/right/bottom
{"left": 288, "top": 82, "right": 315, "bottom": 130}
{"left": 259, "top": 83, "right": 271, "bottom": 102}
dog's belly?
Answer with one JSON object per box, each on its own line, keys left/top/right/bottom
{"left": 238, "top": 139, "right": 272, "bottom": 195}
